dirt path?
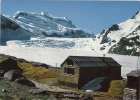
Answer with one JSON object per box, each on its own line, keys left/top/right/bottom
{"left": 32, "top": 81, "right": 73, "bottom": 93}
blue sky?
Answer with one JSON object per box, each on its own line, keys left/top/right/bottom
{"left": 1, "top": 0, "right": 140, "bottom": 34}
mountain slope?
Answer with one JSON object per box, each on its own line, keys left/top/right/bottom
{"left": 12, "top": 11, "right": 93, "bottom": 38}
{"left": 109, "top": 25, "right": 140, "bottom": 56}
{"left": 94, "top": 11, "right": 140, "bottom": 55}
{"left": 1, "top": 15, "right": 31, "bottom": 45}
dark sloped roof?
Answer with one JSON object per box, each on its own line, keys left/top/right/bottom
{"left": 127, "top": 69, "right": 140, "bottom": 77}
{"left": 61, "top": 56, "right": 121, "bottom": 67}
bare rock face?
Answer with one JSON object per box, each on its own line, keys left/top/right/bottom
{"left": 123, "top": 88, "right": 137, "bottom": 100}
{"left": 15, "top": 77, "right": 35, "bottom": 87}
{"left": 4, "top": 70, "right": 23, "bottom": 81}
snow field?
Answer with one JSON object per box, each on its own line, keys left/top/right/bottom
{"left": 0, "top": 45, "right": 139, "bottom": 78}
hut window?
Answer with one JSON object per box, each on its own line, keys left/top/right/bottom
{"left": 64, "top": 68, "right": 67, "bottom": 73}
{"left": 64, "top": 68, "right": 74, "bottom": 75}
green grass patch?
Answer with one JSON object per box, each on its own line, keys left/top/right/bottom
{"left": 18, "top": 62, "right": 60, "bottom": 85}
{"left": 107, "top": 80, "right": 126, "bottom": 98}
{"left": 95, "top": 80, "right": 126, "bottom": 99}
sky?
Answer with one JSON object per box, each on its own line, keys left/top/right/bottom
{"left": 1, "top": 0, "right": 140, "bottom": 34}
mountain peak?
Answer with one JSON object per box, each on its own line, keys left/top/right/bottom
{"left": 40, "top": 11, "right": 48, "bottom": 16}
{"left": 13, "top": 11, "right": 34, "bottom": 19}
{"left": 40, "top": 11, "right": 55, "bottom": 18}
{"left": 40, "top": 11, "right": 72, "bottom": 24}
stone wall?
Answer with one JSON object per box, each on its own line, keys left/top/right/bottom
{"left": 58, "top": 61, "right": 79, "bottom": 88}
{"left": 123, "top": 88, "right": 137, "bottom": 100}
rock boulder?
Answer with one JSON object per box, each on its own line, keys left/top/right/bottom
{"left": 0, "top": 58, "right": 22, "bottom": 72}
{"left": 15, "top": 77, "right": 35, "bottom": 87}
{"left": 4, "top": 70, "right": 23, "bottom": 81}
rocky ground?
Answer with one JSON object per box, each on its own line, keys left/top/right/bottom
{"left": 0, "top": 78, "right": 58, "bottom": 100}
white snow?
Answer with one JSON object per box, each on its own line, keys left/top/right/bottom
{"left": 5, "top": 38, "right": 99, "bottom": 52}
{"left": 108, "top": 11, "right": 140, "bottom": 42}
{"left": 126, "top": 46, "right": 133, "bottom": 50}
{"left": 0, "top": 44, "right": 139, "bottom": 78}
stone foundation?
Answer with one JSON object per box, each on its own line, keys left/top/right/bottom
{"left": 123, "top": 88, "right": 137, "bottom": 100}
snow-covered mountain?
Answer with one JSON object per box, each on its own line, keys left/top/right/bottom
{"left": 11, "top": 11, "right": 93, "bottom": 38}
{"left": 1, "top": 11, "right": 93, "bottom": 45}
{"left": 1, "top": 11, "right": 140, "bottom": 56}
{"left": 109, "top": 25, "right": 140, "bottom": 56}
{"left": 94, "top": 11, "right": 140, "bottom": 56}
{"left": 0, "top": 14, "right": 31, "bottom": 45}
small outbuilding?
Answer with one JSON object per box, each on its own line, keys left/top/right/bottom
{"left": 126, "top": 69, "right": 140, "bottom": 100}
{"left": 58, "top": 56, "right": 122, "bottom": 89}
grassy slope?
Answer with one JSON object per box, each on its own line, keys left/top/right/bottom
{"left": 18, "top": 62, "right": 60, "bottom": 85}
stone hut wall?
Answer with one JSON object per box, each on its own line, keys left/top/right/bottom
{"left": 58, "top": 61, "right": 79, "bottom": 88}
